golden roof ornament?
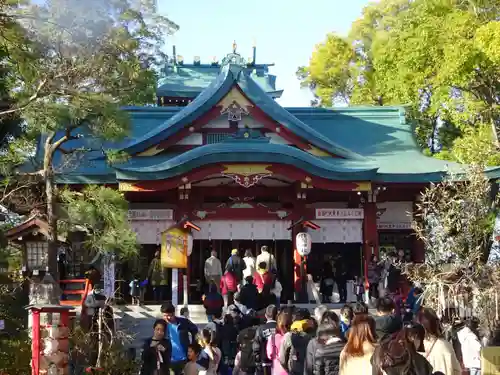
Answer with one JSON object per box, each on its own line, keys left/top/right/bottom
{"left": 233, "top": 40, "right": 237, "bottom": 53}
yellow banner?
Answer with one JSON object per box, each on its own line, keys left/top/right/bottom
{"left": 161, "top": 227, "right": 188, "bottom": 268}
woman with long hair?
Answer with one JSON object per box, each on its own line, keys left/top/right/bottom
{"left": 371, "top": 331, "right": 432, "bottom": 375}
{"left": 267, "top": 310, "right": 293, "bottom": 375}
{"left": 416, "top": 308, "right": 461, "bottom": 375}
{"left": 198, "top": 328, "right": 222, "bottom": 375}
{"left": 371, "top": 324, "right": 433, "bottom": 375}
{"left": 339, "top": 315, "right": 377, "bottom": 375}
{"left": 243, "top": 249, "right": 256, "bottom": 279}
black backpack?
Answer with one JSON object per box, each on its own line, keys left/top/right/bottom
{"left": 282, "top": 332, "right": 311, "bottom": 375}
{"left": 237, "top": 326, "right": 257, "bottom": 372}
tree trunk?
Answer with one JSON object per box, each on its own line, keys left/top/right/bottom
{"left": 43, "top": 135, "right": 58, "bottom": 279}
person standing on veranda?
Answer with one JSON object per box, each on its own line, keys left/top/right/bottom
{"left": 256, "top": 246, "right": 276, "bottom": 273}
{"left": 243, "top": 249, "right": 256, "bottom": 280}
{"left": 205, "top": 250, "right": 223, "bottom": 292}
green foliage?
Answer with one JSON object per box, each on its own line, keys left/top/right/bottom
{"left": 299, "top": 0, "right": 500, "bottom": 164}
{"left": 60, "top": 186, "right": 138, "bottom": 259}
{"left": 0, "top": 282, "right": 31, "bottom": 375}
{"left": 406, "top": 165, "right": 499, "bottom": 330}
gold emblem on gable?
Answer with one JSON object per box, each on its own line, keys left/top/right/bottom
{"left": 217, "top": 87, "right": 254, "bottom": 114}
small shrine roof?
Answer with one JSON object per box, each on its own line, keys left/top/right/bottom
{"left": 157, "top": 63, "right": 283, "bottom": 99}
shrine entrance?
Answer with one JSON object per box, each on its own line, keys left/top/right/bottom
{"left": 188, "top": 236, "right": 294, "bottom": 304}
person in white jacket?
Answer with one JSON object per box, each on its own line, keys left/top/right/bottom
{"left": 457, "top": 319, "right": 482, "bottom": 375}
{"left": 256, "top": 245, "right": 276, "bottom": 272}
{"left": 242, "top": 249, "right": 256, "bottom": 279}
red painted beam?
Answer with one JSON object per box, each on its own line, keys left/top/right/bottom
{"left": 122, "top": 165, "right": 223, "bottom": 191}
{"left": 268, "top": 164, "right": 364, "bottom": 191}
{"left": 121, "top": 163, "right": 371, "bottom": 192}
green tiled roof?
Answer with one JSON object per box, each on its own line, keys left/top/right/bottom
{"left": 157, "top": 64, "right": 283, "bottom": 99}
{"left": 26, "top": 62, "right": 500, "bottom": 185}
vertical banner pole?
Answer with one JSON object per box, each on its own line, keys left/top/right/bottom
{"left": 172, "top": 268, "right": 178, "bottom": 306}
{"left": 183, "top": 274, "right": 188, "bottom": 306}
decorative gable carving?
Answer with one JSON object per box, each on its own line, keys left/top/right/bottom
{"left": 135, "top": 85, "right": 335, "bottom": 157}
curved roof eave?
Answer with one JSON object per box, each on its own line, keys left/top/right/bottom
{"left": 236, "top": 74, "right": 365, "bottom": 160}
{"left": 121, "top": 64, "right": 237, "bottom": 155}
{"left": 113, "top": 143, "right": 378, "bottom": 181}
{"left": 121, "top": 64, "right": 365, "bottom": 160}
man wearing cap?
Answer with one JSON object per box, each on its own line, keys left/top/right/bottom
{"left": 225, "top": 248, "right": 245, "bottom": 283}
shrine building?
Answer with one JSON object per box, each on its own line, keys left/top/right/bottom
{"left": 22, "top": 45, "right": 500, "bottom": 304}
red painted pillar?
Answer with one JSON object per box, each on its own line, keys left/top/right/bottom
{"left": 363, "top": 202, "right": 378, "bottom": 288}
{"left": 292, "top": 225, "right": 303, "bottom": 295}
{"left": 31, "top": 309, "right": 40, "bottom": 375}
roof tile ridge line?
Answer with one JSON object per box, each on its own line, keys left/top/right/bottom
{"left": 119, "top": 66, "right": 236, "bottom": 153}
{"left": 237, "top": 75, "right": 366, "bottom": 161}
{"left": 285, "top": 106, "right": 405, "bottom": 112}
{"left": 122, "top": 106, "right": 181, "bottom": 112}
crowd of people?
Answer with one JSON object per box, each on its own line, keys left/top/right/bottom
{"left": 139, "top": 292, "right": 491, "bottom": 375}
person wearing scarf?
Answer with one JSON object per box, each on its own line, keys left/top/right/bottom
{"left": 140, "top": 319, "right": 172, "bottom": 375}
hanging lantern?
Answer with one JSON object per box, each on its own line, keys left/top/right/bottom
{"left": 186, "top": 233, "right": 193, "bottom": 256}
{"left": 296, "top": 232, "right": 312, "bottom": 256}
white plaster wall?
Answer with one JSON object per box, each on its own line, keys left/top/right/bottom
{"left": 175, "top": 133, "right": 203, "bottom": 145}
{"left": 266, "top": 133, "right": 291, "bottom": 145}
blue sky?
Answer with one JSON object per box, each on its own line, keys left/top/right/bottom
{"left": 157, "top": 0, "right": 370, "bottom": 107}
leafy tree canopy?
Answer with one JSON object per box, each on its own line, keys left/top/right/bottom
{"left": 298, "top": 0, "right": 500, "bottom": 164}
{"left": 59, "top": 186, "right": 139, "bottom": 259}
{"left": 0, "top": 0, "right": 178, "bottom": 263}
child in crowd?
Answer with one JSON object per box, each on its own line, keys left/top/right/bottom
{"left": 340, "top": 304, "right": 354, "bottom": 340}
{"left": 180, "top": 306, "right": 190, "bottom": 319}
{"left": 184, "top": 343, "right": 203, "bottom": 375}
{"left": 355, "top": 276, "right": 364, "bottom": 302}
{"left": 140, "top": 278, "right": 148, "bottom": 304}
{"left": 202, "top": 281, "right": 224, "bottom": 322}
{"left": 198, "top": 328, "right": 222, "bottom": 375}
{"left": 129, "top": 274, "right": 141, "bottom": 305}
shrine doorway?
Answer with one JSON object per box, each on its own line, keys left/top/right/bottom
{"left": 188, "top": 239, "right": 294, "bottom": 304}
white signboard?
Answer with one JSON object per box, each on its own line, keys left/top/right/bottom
{"left": 310, "top": 219, "right": 363, "bottom": 243}
{"left": 315, "top": 208, "right": 364, "bottom": 220}
{"left": 128, "top": 209, "right": 174, "bottom": 221}
{"left": 377, "top": 202, "right": 413, "bottom": 230}
{"left": 103, "top": 256, "right": 115, "bottom": 299}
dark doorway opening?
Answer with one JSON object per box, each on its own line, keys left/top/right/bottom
{"left": 189, "top": 239, "right": 294, "bottom": 304}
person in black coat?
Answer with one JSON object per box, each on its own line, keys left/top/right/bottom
{"left": 253, "top": 305, "right": 278, "bottom": 375}
{"left": 313, "top": 322, "right": 345, "bottom": 375}
{"left": 239, "top": 276, "right": 259, "bottom": 310}
{"left": 140, "top": 319, "right": 172, "bottom": 375}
